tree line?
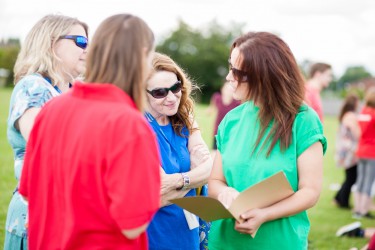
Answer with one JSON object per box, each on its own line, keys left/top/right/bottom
{"left": 0, "top": 20, "right": 373, "bottom": 103}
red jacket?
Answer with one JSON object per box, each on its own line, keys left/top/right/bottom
{"left": 357, "top": 106, "right": 375, "bottom": 159}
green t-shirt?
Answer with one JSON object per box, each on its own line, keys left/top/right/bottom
{"left": 209, "top": 101, "right": 327, "bottom": 250}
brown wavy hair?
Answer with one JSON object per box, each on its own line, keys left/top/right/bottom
{"left": 231, "top": 32, "right": 305, "bottom": 156}
{"left": 85, "top": 14, "right": 154, "bottom": 111}
{"left": 149, "top": 52, "right": 197, "bottom": 136}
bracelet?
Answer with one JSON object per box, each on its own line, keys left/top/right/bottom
{"left": 176, "top": 172, "right": 190, "bottom": 190}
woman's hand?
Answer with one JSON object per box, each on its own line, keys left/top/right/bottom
{"left": 160, "top": 168, "right": 181, "bottom": 195}
{"left": 234, "top": 208, "right": 267, "bottom": 236}
{"left": 217, "top": 187, "right": 240, "bottom": 209}
{"left": 160, "top": 168, "right": 189, "bottom": 207}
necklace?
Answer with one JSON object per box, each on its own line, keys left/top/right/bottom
{"left": 43, "top": 76, "right": 72, "bottom": 93}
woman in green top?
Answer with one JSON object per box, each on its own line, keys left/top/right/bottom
{"left": 208, "top": 32, "right": 327, "bottom": 250}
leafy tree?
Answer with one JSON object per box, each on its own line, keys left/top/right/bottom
{"left": 156, "top": 20, "right": 244, "bottom": 103}
{"left": 0, "top": 38, "right": 20, "bottom": 86}
{"left": 338, "top": 66, "right": 372, "bottom": 87}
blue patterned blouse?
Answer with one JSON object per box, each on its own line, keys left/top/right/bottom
{"left": 5, "top": 73, "right": 60, "bottom": 237}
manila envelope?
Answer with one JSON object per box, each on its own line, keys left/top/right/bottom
{"left": 170, "top": 171, "right": 294, "bottom": 236}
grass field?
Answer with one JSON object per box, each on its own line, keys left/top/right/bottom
{"left": 0, "top": 87, "right": 373, "bottom": 249}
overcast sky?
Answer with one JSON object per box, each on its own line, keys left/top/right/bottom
{"left": 1, "top": 0, "right": 375, "bottom": 77}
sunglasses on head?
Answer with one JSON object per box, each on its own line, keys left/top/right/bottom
{"left": 59, "top": 35, "right": 88, "bottom": 49}
{"left": 147, "top": 80, "right": 182, "bottom": 99}
{"left": 228, "top": 59, "right": 248, "bottom": 82}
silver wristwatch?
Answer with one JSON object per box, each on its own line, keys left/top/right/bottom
{"left": 177, "top": 172, "right": 190, "bottom": 190}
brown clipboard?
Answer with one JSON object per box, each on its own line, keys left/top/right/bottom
{"left": 170, "top": 171, "right": 294, "bottom": 223}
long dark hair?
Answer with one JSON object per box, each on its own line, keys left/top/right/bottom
{"left": 338, "top": 94, "right": 359, "bottom": 122}
{"left": 231, "top": 32, "right": 305, "bottom": 156}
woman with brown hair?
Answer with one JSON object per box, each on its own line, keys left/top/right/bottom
{"left": 18, "top": 14, "right": 160, "bottom": 249}
{"left": 334, "top": 93, "right": 360, "bottom": 209}
{"left": 208, "top": 32, "right": 326, "bottom": 249}
{"left": 145, "top": 52, "right": 212, "bottom": 250}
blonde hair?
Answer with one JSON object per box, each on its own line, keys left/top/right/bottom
{"left": 150, "top": 52, "right": 197, "bottom": 136}
{"left": 14, "top": 14, "right": 88, "bottom": 85}
{"left": 85, "top": 14, "right": 154, "bottom": 111}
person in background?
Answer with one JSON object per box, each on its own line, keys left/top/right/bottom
{"left": 304, "top": 62, "right": 333, "bottom": 122}
{"left": 145, "top": 52, "right": 212, "bottom": 250}
{"left": 18, "top": 14, "right": 160, "bottom": 250}
{"left": 334, "top": 94, "right": 361, "bottom": 209}
{"left": 207, "top": 81, "right": 241, "bottom": 156}
{"left": 353, "top": 87, "right": 375, "bottom": 219}
{"left": 4, "top": 14, "right": 88, "bottom": 250}
{"left": 336, "top": 221, "right": 375, "bottom": 250}
{"left": 208, "top": 32, "right": 326, "bottom": 249}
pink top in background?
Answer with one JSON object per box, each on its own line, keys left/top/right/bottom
{"left": 305, "top": 84, "right": 323, "bottom": 122}
{"left": 212, "top": 92, "right": 241, "bottom": 135}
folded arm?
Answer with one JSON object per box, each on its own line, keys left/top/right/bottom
{"left": 160, "top": 120, "right": 213, "bottom": 206}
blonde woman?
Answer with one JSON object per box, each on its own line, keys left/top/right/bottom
{"left": 5, "top": 14, "right": 88, "bottom": 249}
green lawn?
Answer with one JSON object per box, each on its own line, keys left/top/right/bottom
{"left": 0, "top": 87, "right": 16, "bottom": 247}
{"left": 0, "top": 88, "right": 372, "bottom": 249}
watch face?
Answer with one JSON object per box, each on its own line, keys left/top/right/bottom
{"left": 182, "top": 173, "right": 190, "bottom": 190}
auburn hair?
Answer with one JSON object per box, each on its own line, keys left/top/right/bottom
{"left": 231, "top": 32, "right": 305, "bottom": 156}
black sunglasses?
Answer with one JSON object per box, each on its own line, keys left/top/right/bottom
{"left": 59, "top": 35, "right": 88, "bottom": 49}
{"left": 147, "top": 80, "right": 182, "bottom": 99}
{"left": 228, "top": 59, "right": 248, "bottom": 82}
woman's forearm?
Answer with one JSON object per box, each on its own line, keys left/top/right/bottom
{"left": 185, "top": 158, "right": 212, "bottom": 188}
{"left": 261, "top": 186, "right": 320, "bottom": 222}
{"left": 208, "top": 179, "right": 230, "bottom": 199}
{"left": 160, "top": 188, "right": 190, "bottom": 207}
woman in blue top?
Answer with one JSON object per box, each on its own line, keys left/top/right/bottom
{"left": 5, "top": 14, "right": 88, "bottom": 249}
{"left": 145, "top": 52, "right": 213, "bottom": 250}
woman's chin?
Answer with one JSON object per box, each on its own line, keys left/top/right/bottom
{"left": 232, "top": 93, "right": 244, "bottom": 102}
